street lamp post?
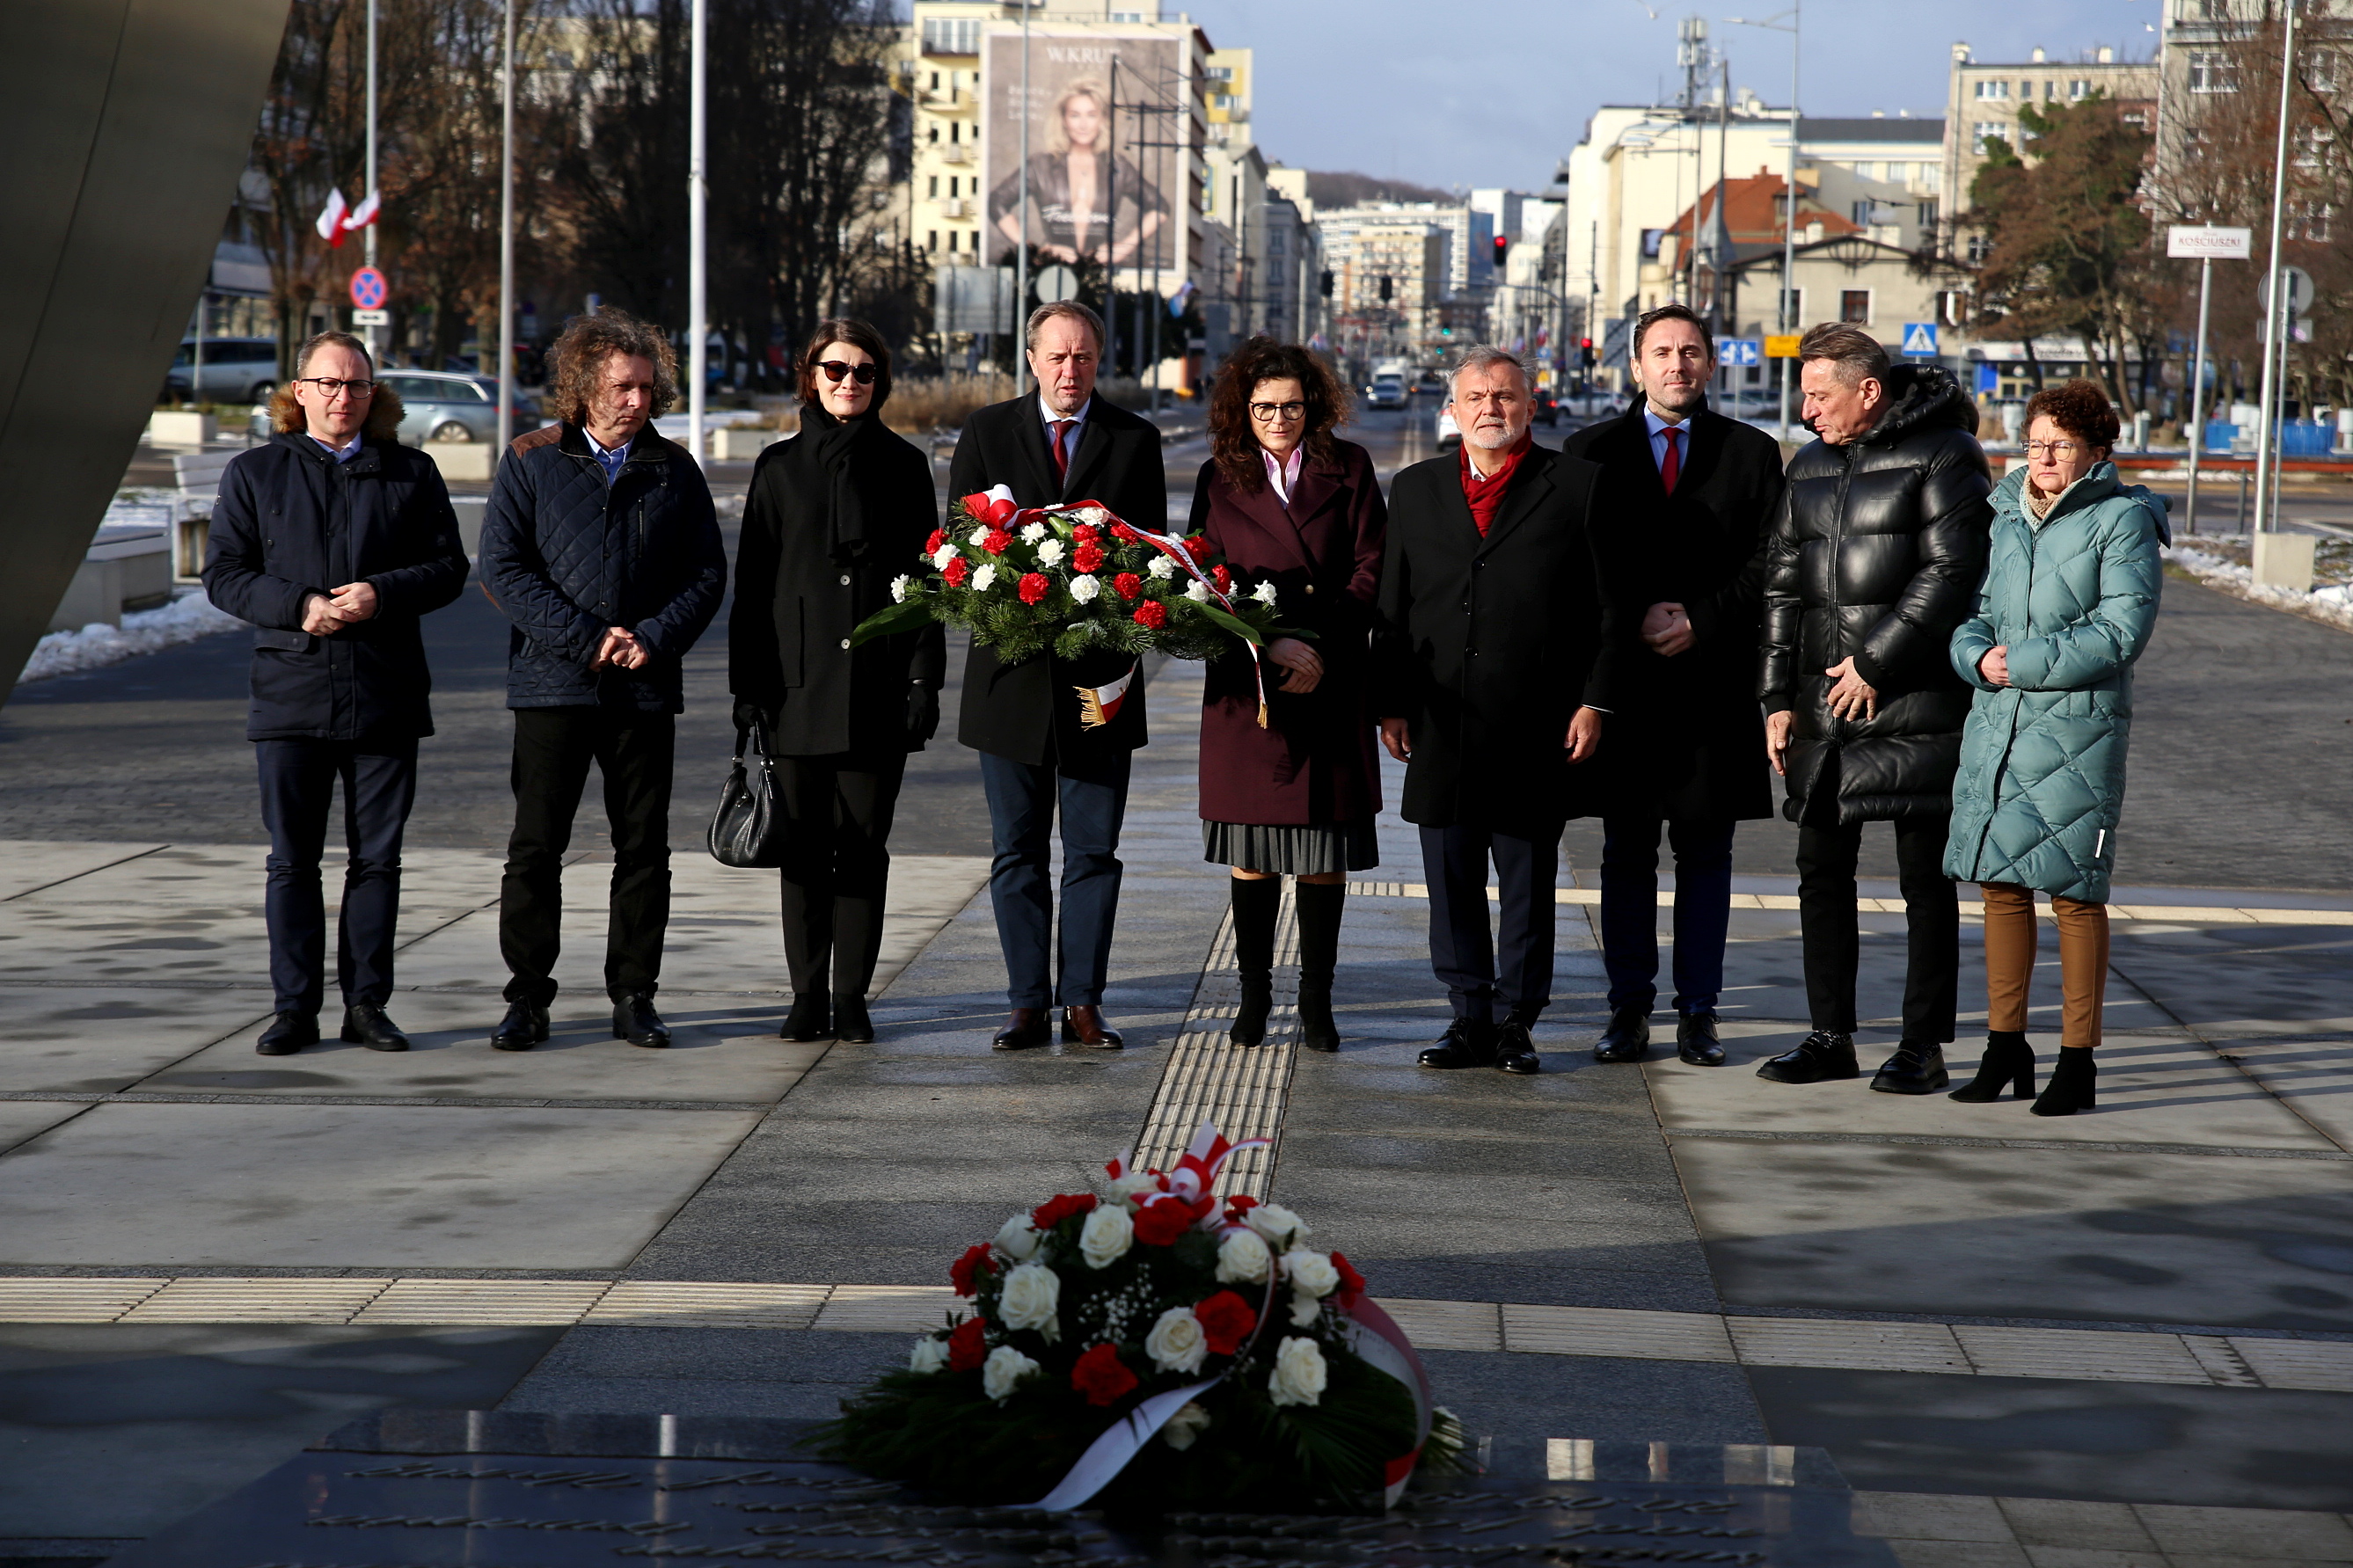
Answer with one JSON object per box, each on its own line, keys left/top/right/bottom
{"left": 496, "top": 0, "right": 515, "bottom": 457}
{"left": 687, "top": 0, "right": 707, "bottom": 470}
{"left": 1726, "top": 6, "right": 1800, "bottom": 441}
{"left": 364, "top": 0, "right": 378, "bottom": 361}
{"left": 2252, "top": 0, "right": 2300, "bottom": 541}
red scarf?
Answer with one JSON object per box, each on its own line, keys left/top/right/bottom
{"left": 1459, "top": 435, "right": 1531, "bottom": 536}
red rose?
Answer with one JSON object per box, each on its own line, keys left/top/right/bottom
{"left": 1031, "top": 1192, "right": 1099, "bottom": 1232}
{"left": 1330, "top": 1250, "right": 1366, "bottom": 1310}
{"left": 946, "top": 1316, "right": 987, "bottom": 1372}
{"left": 1072, "top": 542, "right": 1106, "bottom": 574}
{"left": 1019, "top": 573, "right": 1051, "bottom": 605}
{"left": 1112, "top": 573, "right": 1144, "bottom": 602}
{"left": 1131, "top": 1198, "right": 1192, "bottom": 1247}
{"left": 982, "top": 529, "right": 1013, "bottom": 556}
{"left": 1195, "top": 1289, "right": 1258, "bottom": 1356}
{"left": 1071, "top": 1343, "right": 1139, "bottom": 1408}
{"left": 950, "top": 1242, "right": 996, "bottom": 1296}
{"left": 943, "top": 557, "right": 970, "bottom": 588}
{"left": 1182, "top": 534, "right": 1214, "bottom": 562}
{"left": 1133, "top": 600, "right": 1167, "bottom": 631}
{"left": 1211, "top": 565, "right": 1233, "bottom": 594}
{"left": 924, "top": 529, "right": 946, "bottom": 555}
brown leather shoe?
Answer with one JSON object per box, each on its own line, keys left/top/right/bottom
{"left": 1061, "top": 1005, "right": 1124, "bottom": 1048}
{"left": 992, "top": 1008, "right": 1050, "bottom": 1051}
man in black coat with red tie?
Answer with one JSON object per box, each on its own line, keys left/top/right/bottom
{"left": 1376, "top": 346, "right": 1616, "bottom": 1076}
{"left": 1564, "top": 303, "right": 1787, "bottom": 1068}
{"left": 948, "top": 301, "right": 1166, "bottom": 1051}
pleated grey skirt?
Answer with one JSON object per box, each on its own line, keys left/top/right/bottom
{"left": 1202, "top": 819, "right": 1380, "bottom": 875}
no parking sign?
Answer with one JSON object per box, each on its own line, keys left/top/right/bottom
{"left": 349, "top": 267, "right": 387, "bottom": 311}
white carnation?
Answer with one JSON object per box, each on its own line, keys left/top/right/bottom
{"left": 1034, "top": 537, "right": 1067, "bottom": 567}
{"left": 1215, "top": 1229, "right": 1272, "bottom": 1285}
{"left": 1020, "top": 521, "right": 1049, "bottom": 544}
{"left": 1184, "top": 579, "right": 1211, "bottom": 602}
{"left": 969, "top": 527, "right": 992, "bottom": 548}
{"left": 995, "top": 1214, "right": 1042, "bottom": 1261}
{"left": 909, "top": 1335, "right": 950, "bottom": 1374}
{"left": 1252, "top": 580, "right": 1279, "bottom": 606}
{"left": 1144, "top": 1305, "right": 1208, "bottom": 1375}
{"left": 997, "top": 1260, "right": 1060, "bottom": 1338}
{"left": 1243, "top": 1203, "right": 1307, "bottom": 1248}
{"left": 1267, "top": 1336, "right": 1327, "bottom": 1407}
{"left": 1078, "top": 1204, "right": 1134, "bottom": 1270}
{"left": 972, "top": 564, "right": 998, "bottom": 594}
{"left": 1290, "top": 1291, "right": 1320, "bottom": 1326}
{"left": 889, "top": 574, "right": 913, "bottom": 603}
{"left": 1282, "top": 1247, "right": 1340, "bottom": 1298}
{"left": 1068, "top": 573, "right": 1101, "bottom": 604}
{"left": 1147, "top": 554, "right": 1177, "bottom": 580}
{"left": 1071, "top": 506, "right": 1112, "bottom": 527}
{"left": 931, "top": 545, "right": 956, "bottom": 570}
{"left": 982, "top": 1343, "right": 1040, "bottom": 1402}
{"left": 1160, "top": 1401, "right": 1211, "bottom": 1451}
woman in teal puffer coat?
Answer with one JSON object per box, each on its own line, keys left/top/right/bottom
{"left": 1943, "top": 381, "right": 2167, "bottom": 1118}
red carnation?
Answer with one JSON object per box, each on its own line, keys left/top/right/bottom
{"left": 1072, "top": 542, "right": 1107, "bottom": 574}
{"left": 946, "top": 1315, "right": 987, "bottom": 1372}
{"left": 1112, "top": 572, "right": 1144, "bottom": 602}
{"left": 1133, "top": 600, "right": 1168, "bottom": 631}
{"left": 1182, "top": 534, "right": 1214, "bottom": 562}
{"left": 1131, "top": 1199, "right": 1192, "bottom": 1247}
{"left": 1110, "top": 522, "right": 1139, "bottom": 543}
{"left": 1073, "top": 523, "right": 1101, "bottom": 546}
{"left": 1211, "top": 565, "right": 1233, "bottom": 594}
{"left": 924, "top": 529, "right": 946, "bottom": 555}
{"left": 1330, "top": 1250, "right": 1367, "bottom": 1310}
{"left": 950, "top": 1242, "right": 995, "bottom": 1296}
{"left": 1071, "top": 1343, "right": 1139, "bottom": 1408}
{"left": 1031, "top": 1192, "right": 1099, "bottom": 1231}
{"left": 1019, "top": 573, "right": 1051, "bottom": 606}
{"left": 943, "top": 557, "right": 970, "bottom": 588}
{"left": 982, "top": 529, "right": 1013, "bottom": 556}
{"left": 1195, "top": 1289, "right": 1258, "bottom": 1356}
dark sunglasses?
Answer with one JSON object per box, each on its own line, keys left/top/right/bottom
{"left": 817, "top": 360, "right": 879, "bottom": 385}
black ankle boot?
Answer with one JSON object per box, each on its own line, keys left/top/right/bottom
{"left": 1228, "top": 876, "right": 1281, "bottom": 1046}
{"left": 1293, "top": 880, "right": 1344, "bottom": 1053}
{"left": 2031, "top": 1047, "right": 2097, "bottom": 1116}
{"left": 1869, "top": 1039, "right": 1950, "bottom": 1095}
{"left": 1949, "top": 1031, "right": 2035, "bottom": 1102}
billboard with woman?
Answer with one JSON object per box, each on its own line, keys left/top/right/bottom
{"left": 983, "top": 29, "right": 1179, "bottom": 273}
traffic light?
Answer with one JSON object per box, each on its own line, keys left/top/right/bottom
{"left": 1578, "top": 338, "right": 1595, "bottom": 368}
{"left": 1493, "top": 235, "right": 1509, "bottom": 268}
{"left": 1378, "top": 275, "right": 1393, "bottom": 303}
{"left": 1319, "top": 269, "right": 1334, "bottom": 298}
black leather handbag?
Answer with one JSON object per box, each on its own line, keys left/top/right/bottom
{"left": 708, "top": 723, "right": 788, "bottom": 868}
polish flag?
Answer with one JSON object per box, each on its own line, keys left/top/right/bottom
{"left": 316, "top": 188, "right": 349, "bottom": 246}
{"left": 342, "top": 189, "right": 381, "bottom": 233}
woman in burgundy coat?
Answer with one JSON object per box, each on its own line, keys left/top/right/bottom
{"left": 1188, "top": 338, "right": 1386, "bottom": 1052}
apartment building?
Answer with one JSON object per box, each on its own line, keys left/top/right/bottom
{"left": 1943, "top": 40, "right": 2159, "bottom": 257}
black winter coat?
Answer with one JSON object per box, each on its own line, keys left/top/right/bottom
{"left": 949, "top": 394, "right": 1166, "bottom": 766}
{"left": 1565, "top": 401, "right": 1785, "bottom": 823}
{"left": 1758, "top": 363, "right": 1992, "bottom": 825}
{"left": 480, "top": 423, "right": 727, "bottom": 713}
{"left": 1374, "top": 441, "right": 1615, "bottom": 835}
{"left": 729, "top": 412, "right": 947, "bottom": 756}
{"left": 203, "top": 433, "right": 469, "bottom": 741}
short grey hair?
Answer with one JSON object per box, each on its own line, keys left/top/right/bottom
{"left": 1797, "top": 322, "right": 1890, "bottom": 388}
{"left": 1449, "top": 344, "right": 1530, "bottom": 398}
{"left": 1026, "top": 300, "right": 1105, "bottom": 354}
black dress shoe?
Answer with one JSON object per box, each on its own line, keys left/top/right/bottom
{"left": 1494, "top": 1018, "right": 1542, "bottom": 1076}
{"left": 1417, "top": 1017, "right": 1495, "bottom": 1069}
{"left": 491, "top": 1001, "right": 549, "bottom": 1051}
{"left": 1062, "top": 1005, "right": 1123, "bottom": 1048}
{"left": 992, "top": 1008, "right": 1050, "bottom": 1050}
{"left": 1676, "top": 1010, "right": 1725, "bottom": 1067}
{"left": 1592, "top": 1006, "right": 1651, "bottom": 1063}
{"left": 340, "top": 1003, "right": 410, "bottom": 1052}
{"left": 257, "top": 1011, "right": 317, "bottom": 1055}
{"left": 613, "top": 993, "right": 670, "bottom": 1048}
{"left": 834, "top": 995, "right": 874, "bottom": 1044}
{"left": 780, "top": 991, "right": 832, "bottom": 1042}
{"left": 1869, "top": 1039, "right": 1949, "bottom": 1095}
{"left": 1755, "top": 1030, "right": 1858, "bottom": 1083}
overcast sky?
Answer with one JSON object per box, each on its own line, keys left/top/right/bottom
{"left": 1170, "top": 0, "right": 2167, "bottom": 193}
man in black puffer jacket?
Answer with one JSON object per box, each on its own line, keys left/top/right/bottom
{"left": 1757, "top": 324, "right": 1992, "bottom": 1094}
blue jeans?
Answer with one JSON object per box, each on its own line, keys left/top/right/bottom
{"left": 978, "top": 749, "right": 1131, "bottom": 1008}
{"left": 1599, "top": 815, "right": 1736, "bottom": 1017}
{"left": 257, "top": 736, "right": 419, "bottom": 1015}
{"left": 1421, "top": 823, "right": 1558, "bottom": 1023}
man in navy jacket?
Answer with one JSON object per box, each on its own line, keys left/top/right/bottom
{"left": 479, "top": 309, "right": 726, "bottom": 1052}
{"left": 204, "top": 331, "right": 469, "bottom": 1055}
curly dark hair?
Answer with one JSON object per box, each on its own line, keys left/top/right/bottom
{"left": 796, "top": 317, "right": 893, "bottom": 413}
{"left": 2024, "top": 379, "right": 2121, "bottom": 452}
{"left": 1208, "top": 337, "right": 1351, "bottom": 492}
{"left": 545, "top": 307, "right": 678, "bottom": 427}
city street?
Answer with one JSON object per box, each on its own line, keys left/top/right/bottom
{"left": 4, "top": 405, "right": 2353, "bottom": 1563}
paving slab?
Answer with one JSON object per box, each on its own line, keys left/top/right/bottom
{"left": 0, "top": 1101, "right": 762, "bottom": 1270}
{"left": 1673, "top": 1137, "right": 2353, "bottom": 1331}
{"left": 0, "top": 1102, "right": 84, "bottom": 1157}
{"left": 0, "top": 841, "right": 166, "bottom": 902}
{"left": 0, "top": 987, "right": 275, "bottom": 1095}
{"left": 2111, "top": 924, "right": 2353, "bottom": 1038}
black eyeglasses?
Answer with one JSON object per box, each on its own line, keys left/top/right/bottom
{"left": 1248, "top": 400, "right": 1307, "bottom": 421}
{"left": 296, "top": 376, "right": 376, "bottom": 397}
{"left": 817, "top": 361, "right": 880, "bottom": 385}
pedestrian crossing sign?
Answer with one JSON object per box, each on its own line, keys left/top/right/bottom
{"left": 1901, "top": 322, "right": 1940, "bottom": 357}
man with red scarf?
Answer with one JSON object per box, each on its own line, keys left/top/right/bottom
{"left": 1375, "top": 346, "right": 1617, "bottom": 1075}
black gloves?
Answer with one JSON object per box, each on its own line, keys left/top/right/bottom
{"left": 732, "top": 699, "right": 769, "bottom": 734}
{"left": 907, "top": 683, "right": 941, "bottom": 746}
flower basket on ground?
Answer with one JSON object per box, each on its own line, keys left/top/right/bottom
{"left": 811, "top": 1126, "right": 1453, "bottom": 1513}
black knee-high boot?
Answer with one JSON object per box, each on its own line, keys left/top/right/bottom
{"left": 1229, "top": 875, "right": 1281, "bottom": 1046}
{"left": 1294, "top": 880, "right": 1344, "bottom": 1053}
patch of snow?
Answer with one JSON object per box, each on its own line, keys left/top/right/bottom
{"left": 19, "top": 588, "right": 244, "bottom": 683}
{"left": 2163, "top": 545, "right": 2353, "bottom": 632}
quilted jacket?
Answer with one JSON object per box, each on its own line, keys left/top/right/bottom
{"left": 1759, "top": 363, "right": 1993, "bottom": 825}
{"left": 479, "top": 422, "right": 727, "bottom": 712}
{"left": 1944, "top": 463, "right": 2167, "bottom": 902}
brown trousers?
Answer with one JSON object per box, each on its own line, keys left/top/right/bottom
{"left": 1980, "top": 881, "right": 2109, "bottom": 1048}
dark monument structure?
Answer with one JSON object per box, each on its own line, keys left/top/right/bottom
{"left": 0, "top": 0, "right": 289, "bottom": 706}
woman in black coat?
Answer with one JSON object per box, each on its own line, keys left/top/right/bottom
{"left": 730, "top": 319, "right": 946, "bottom": 1044}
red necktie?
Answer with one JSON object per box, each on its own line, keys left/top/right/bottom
{"left": 1659, "top": 426, "right": 1682, "bottom": 496}
{"left": 1051, "top": 419, "right": 1076, "bottom": 485}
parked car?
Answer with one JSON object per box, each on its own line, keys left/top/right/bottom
{"left": 380, "top": 369, "right": 542, "bottom": 444}
{"left": 1436, "top": 407, "right": 1461, "bottom": 450}
{"left": 1531, "top": 387, "right": 1560, "bottom": 427}
{"left": 162, "top": 338, "right": 280, "bottom": 405}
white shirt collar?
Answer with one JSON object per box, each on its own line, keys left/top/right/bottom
{"left": 1039, "top": 393, "right": 1092, "bottom": 433}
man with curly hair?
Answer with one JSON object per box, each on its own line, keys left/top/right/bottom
{"left": 479, "top": 308, "right": 727, "bottom": 1052}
